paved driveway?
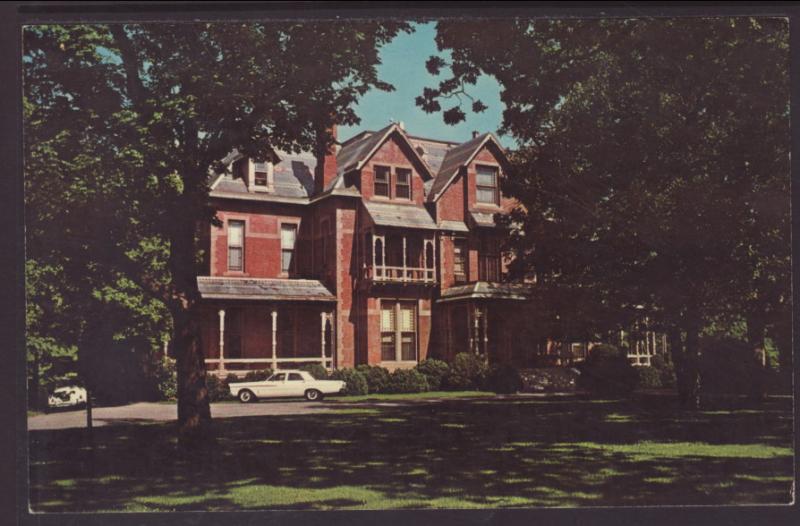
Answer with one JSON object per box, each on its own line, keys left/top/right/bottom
{"left": 27, "top": 400, "right": 344, "bottom": 431}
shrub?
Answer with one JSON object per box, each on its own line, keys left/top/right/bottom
{"left": 387, "top": 369, "right": 430, "bottom": 393}
{"left": 243, "top": 369, "right": 272, "bottom": 382}
{"left": 577, "top": 344, "right": 638, "bottom": 396}
{"left": 300, "top": 363, "right": 329, "bottom": 380}
{"left": 636, "top": 366, "right": 662, "bottom": 389}
{"left": 206, "top": 373, "right": 238, "bottom": 402}
{"left": 699, "top": 337, "right": 764, "bottom": 395}
{"left": 415, "top": 359, "right": 450, "bottom": 391}
{"left": 329, "top": 368, "right": 368, "bottom": 396}
{"left": 519, "top": 367, "right": 580, "bottom": 392}
{"left": 355, "top": 364, "right": 392, "bottom": 394}
{"left": 446, "top": 352, "right": 488, "bottom": 390}
{"left": 650, "top": 354, "right": 677, "bottom": 388}
{"left": 153, "top": 357, "right": 177, "bottom": 401}
{"left": 486, "top": 363, "right": 523, "bottom": 394}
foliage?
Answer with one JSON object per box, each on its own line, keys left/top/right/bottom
{"left": 242, "top": 369, "right": 273, "bottom": 382}
{"left": 152, "top": 356, "right": 178, "bottom": 401}
{"left": 300, "top": 363, "right": 329, "bottom": 380}
{"left": 23, "top": 21, "right": 411, "bottom": 431}
{"left": 698, "top": 336, "right": 766, "bottom": 396}
{"left": 355, "top": 365, "right": 392, "bottom": 394}
{"left": 415, "top": 359, "right": 450, "bottom": 391}
{"left": 205, "top": 373, "right": 239, "bottom": 403}
{"left": 445, "top": 353, "right": 488, "bottom": 390}
{"left": 577, "top": 345, "right": 638, "bottom": 396}
{"left": 419, "top": 18, "right": 790, "bottom": 407}
{"left": 485, "top": 363, "right": 523, "bottom": 394}
{"left": 636, "top": 366, "right": 663, "bottom": 389}
{"left": 519, "top": 367, "right": 580, "bottom": 392}
{"left": 387, "top": 369, "right": 430, "bottom": 394}
{"left": 650, "top": 354, "right": 677, "bottom": 388}
{"left": 329, "top": 368, "right": 369, "bottom": 396}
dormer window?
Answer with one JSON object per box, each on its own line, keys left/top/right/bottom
{"left": 254, "top": 170, "right": 268, "bottom": 187}
{"left": 476, "top": 165, "right": 499, "bottom": 205}
{"left": 395, "top": 168, "right": 411, "bottom": 199}
{"left": 375, "top": 165, "right": 390, "bottom": 197}
{"left": 253, "top": 161, "right": 271, "bottom": 190}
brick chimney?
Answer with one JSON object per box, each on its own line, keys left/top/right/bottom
{"left": 314, "top": 125, "right": 338, "bottom": 195}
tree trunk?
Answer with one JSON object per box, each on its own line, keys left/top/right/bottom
{"left": 746, "top": 315, "right": 768, "bottom": 401}
{"left": 666, "top": 326, "right": 689, "bottom": 403}
{"left": 30, "top": 349, "right": 41, "bottom": 410}
{"left": 683, "top": 320, "right": 702, "bottom": 410}
{"left": 169, "top": 208, "right": 212, "bottom": 444}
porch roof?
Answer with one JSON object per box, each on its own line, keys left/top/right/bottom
{"left": 437, "top": 281, "right": 534, "bottom": 303}
{"left": 363, "top": 201, "right": 438, "bottom": 230}
{"left": 468, "top": 210, "right": 500, "bottom": 228}
{"left": 197, "top": 276, "right": 336, "bottom": 302}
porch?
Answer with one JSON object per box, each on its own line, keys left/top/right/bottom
{"left": 197, "top": 277, "right": 337, "bottom": 375}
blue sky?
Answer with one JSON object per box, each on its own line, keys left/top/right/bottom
{"left": 338, "top": 22, "right": 512, "bottom": 147}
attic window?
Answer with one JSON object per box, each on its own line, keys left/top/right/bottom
{"left": 254, "top": 170, "right": 268, "bottom": 186}
{"left": 476, "top": 165, "right": 499, "bottom": 205}
{"left": 395, "top": 168, "right": 411, "bottom": 199}
{"left": 375, "top": 165, "right": 390, "bottom": 197}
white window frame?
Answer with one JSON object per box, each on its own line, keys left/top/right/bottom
{"left": 227, "top": 220, "right": 245, "bottom": 272}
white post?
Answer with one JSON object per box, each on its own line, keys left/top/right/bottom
{"left": 218, "top": 309, "right": 226, "bottom": 374}
{"left": 483, "top": 307, "right": 489, "bottom": 357}
{"left": 330, "top": 310, "right": 336, "bottom": 370}
{"left": 371, "top": 233, "right": 377, "bottom": 278}
{"left": 402, "top": 235, "right": 407, "bottom": 280}
{"left": 271, "top": 309, "right": 278, "bottom": 371}
{"left": 381, "top": 236, "right": 386, "bottom": 278}
{"left": 320, "top": 311, "right": 327, "bottom": 367}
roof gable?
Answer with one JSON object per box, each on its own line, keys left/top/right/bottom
{"left": 427, "top": 133, "right": 508, "bottom": 202}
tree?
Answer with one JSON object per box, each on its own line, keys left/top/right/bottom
{"left": 24, "top": 21, "right": 410, "bottom": 437}
{"left": 418, "top": 18, "right": 789, "bottom": 407}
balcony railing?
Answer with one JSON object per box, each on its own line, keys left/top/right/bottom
{"left": 364, "top": 265, "right": 436, "bottom": 284}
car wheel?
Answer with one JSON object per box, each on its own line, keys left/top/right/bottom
{"left": 304, "top": 389, "right": 324, "bottom": 402}
{"left": 238, "top": 390, "right": 256, "bottom": 403}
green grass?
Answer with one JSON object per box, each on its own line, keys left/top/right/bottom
{"left": 28, "top": 394, "right": 793, "bottom": 511}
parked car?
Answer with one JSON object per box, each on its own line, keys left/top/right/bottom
{"left": 229, "top": 370, "right": 345, "bottom": 402}
{"left": 47, "top": 386, "right": 87, "bottom": 411}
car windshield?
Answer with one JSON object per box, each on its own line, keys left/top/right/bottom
{"left": 52, "top": 391, "right": 71, "bottom": 401}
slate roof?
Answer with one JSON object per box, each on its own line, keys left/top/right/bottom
{"left": 363, "top": 201, "right": 438, "bottom": 230}
{"left": 209, "top": 149, "right": 317, "bottom": 200}
{"left": 197, "top": 277, "right": 336, "bottom": 302}
{"left": 469, "top": 210, "right": 500, "bottom": 228}
{"left": 437, "top": 282, "right": 534, "bottom": 303}
{"left": 438, "top": 220, "right": 470, "bottom": 232}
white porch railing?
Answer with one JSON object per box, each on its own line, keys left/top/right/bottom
{"left": 365, "top": 265, "right": 436, "bottom": 284}
{"left": 206, "top": 356, "right": 333, "bottom": 375}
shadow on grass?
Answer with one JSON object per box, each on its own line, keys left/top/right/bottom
{"left": 29, "top": 394, "right": 794, "bottom": 511}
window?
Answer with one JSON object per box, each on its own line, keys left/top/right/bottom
{"left": 374, "top": 165, "right": 390, "bottom": 197}
{"left": 476, "top": 165, "right": 499, "bottom": 205}
{"left": 270, "top": 373, "right": 287, "bottom": 382}
{"left": 288, "top": 373, "right": 304, "bottom": 381}
{"left": 228, "top": 220, "right": 244, "bottom": 271}
{"left": 281, "top": 224, "right": 297, "bottom": 274}
{"left": 380, "top": 301, "right": 417, "bottom": 362}
{"left": 395, "top": 168, "right": 411, "bottom": 199}
{"left": 453, "top": 239, "right": 468, "bottom": 283}
{"left": 254, "top": 171, "right": 268, "bottom": 187}
{"left": 478, "top": 236, "right": 501, "bottom": 282}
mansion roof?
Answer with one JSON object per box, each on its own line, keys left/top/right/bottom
{"left": 197, "top": 277, "right": 336, "bottom": 302}
{"left": 437, "top": 281, "right": 533, "bottom": 303}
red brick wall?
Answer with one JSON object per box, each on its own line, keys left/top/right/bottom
{"left": 335, "top": 200, "right": 358, "bottom": 368}
{"left": 210, "top": 201, "right": 305, "bottom": 279}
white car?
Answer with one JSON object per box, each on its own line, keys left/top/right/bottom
{"left": 47, "top": 386, "right": 87, "bottom": 410}
{"left": 228, "top": 370, "right": 345, "bottom": 403}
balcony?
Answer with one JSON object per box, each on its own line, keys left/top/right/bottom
{"left": 363, "top": 264, "right": 436, "bottom": 284}
{"left": 363, "top": 232, "right": 437, "bottom": 285}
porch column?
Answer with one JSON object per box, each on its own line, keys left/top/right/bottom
{"left": 330, "top": 309, "right": 337, "bottom": 369}
{"left": 218, "top": 309, "right": 226, "bottom": 373}
{"left": 482, "top": 307, "right": 489, "bottom": 357}
{"left": 402, "top": 235, "right": 408, "bottom": 280}
{"left": 320, "top": 311, "right": 327, "bottom": 367}
{"left": 271, "top": 309, "right": 278, "bottom": 371}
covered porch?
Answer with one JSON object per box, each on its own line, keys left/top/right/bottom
{"left": 197, "top": 277, "right": 337, "bottom": 375}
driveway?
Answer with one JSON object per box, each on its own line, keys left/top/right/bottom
{"left": 27, "top": 400, "right": 345, "bottom": 431}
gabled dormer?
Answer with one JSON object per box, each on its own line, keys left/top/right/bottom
{"left": 332, "top": 123, "right": 435, "bottom": 204}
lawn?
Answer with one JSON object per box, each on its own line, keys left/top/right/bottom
{"left": 28, "top": 394, "right": 794, "bottom": 511}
